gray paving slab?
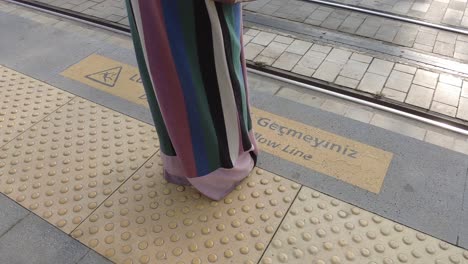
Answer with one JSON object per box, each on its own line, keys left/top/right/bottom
{"left": 0, "top": 214, "right": 89, "bottom": 264}
{"left": 251, "top": 89, "right": 468, "bottom": 247}
{"left": 76, "top": 250, "right": 113, "bottom": 264}
{"left": 0, "top": 194, "right": 28, "bottom": 237}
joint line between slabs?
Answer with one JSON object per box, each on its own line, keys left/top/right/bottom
{"left": 69, "top": 150, "right": 160, "bottom": 237}
{"left": 0, "top": 210, "right": 31, "bottom": 240}
{"left": 0, "top": 95, "right": 77, "bottom": 150}
{"left": 256, "top": 183, "right": 303, "bottom": 264}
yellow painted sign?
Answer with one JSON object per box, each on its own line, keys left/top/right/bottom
{"left": 61, "top": 54, "right": 149, "bottom": 107}
{"left": 62, "top": 54, "right": 393, "bottom": 193}
{"left": 252, "top": 108, "right": 392, "bottom": 193}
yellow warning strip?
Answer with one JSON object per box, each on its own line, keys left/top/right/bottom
{"left": 1, "top": 65, "right": 466, "bottom": 264}
{"left": 61, "top": 54, "right": 393, "bottom": 193}
{"left": 0, "top": 66, "right": 75, "bottom": 146}
{"left": 261, "top": 187, "right": 468, "bottom": 264}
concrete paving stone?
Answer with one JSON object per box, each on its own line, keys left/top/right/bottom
{"left": 304, "top": 18, "right": 324, "bottom": 26}
{"left": 454, "top": 52, "right": 468, "bottom": 60}
{"left": 394, "top": 63, "right": 418, "bottom": 74}
{"left": 273, "top": 35, "right": 295, "bottom": 45}
{"left": 449, "top": 0, "right": 467, "bottom": 11}
{"left": 298, "top": 49, "right": 327, "bottom": 67}
{"left": 430, "top": 101, "right": 458, "bottom": 117}
{"left": 276, "top": 87, "right": 303, "bottom": 101}
{"left": 393, "top": 0, "right": 413, "bottom": 13}
{"left": 329, "top": 9, "right": 351, "bottom": 19}
{"left": 443, "top": 8, "right": 464, "bottom": 24}
{"left": 440, "top": 73, "right": 463, "bottom": 86}
{"left": 321, "top": 17, "right": 344, "bottom": 29}
{"left": 106, "top": 14, "right": 123, "bottom": 23}
{"left": 77, "top": 250, "right": 112, "bottom": 264}
{"left": 462, "top": 16, "right": 468, "bottom": 26}
{"left": 375, "top": 25, "right": 399, "bottom": 42}
{"left": 308, "top": 9, "right": 331, "bottom": 21}
{"left": 457, "top": 97, "right": 468, "bottom": 121}
{"left": 362, "top": 16, "right": 385, "bottom": 27}
{"left": 382, "top": 87, "right": 407, "bottom": 102}
{"left": 455, "top": 40, "right": 468, "bottom": 54}
{"left": 296, "top": 93, "right": 326, "bottom": 108}
{"left": 0, "top": 194, "right": 28, "bottom": 237}
{"left": 253, "top": 55, "right": 275, "bottom": 66}
{"left": 259, "top": 41, "right": 288, "bottom": 59}
{"left": 393, "top": 28, "right": 418, "bottom": 47}
{"left": 0, "top": 214, "right": 88, "bottom": 264}
{"left": 463, "top": 80, "right": 468, "bottom": 97}
{"left": 412, "top": 2, "right": 431, "bottom": 12}
{"left": 71, "top": 1, "right": 97, "bottom": 12}
{"left": 368, "top": 58, "right": 395, "bottom": 77}
{"left": 248, "top": 75, "right": 282, "bottom": 95}
{"left": 370, "top": 113, "right": 427, "bottom": 140}
{"left": 325, "top": 48, "right": 352, "bottom": 64}
{"left": 453, "top": 138, "right": 468, "bottom": 155}
{"left": 244, "top": 43, "right": 265, "bottom": 60}
{"left": 309, "top": 44, "right": 332, "bottom": 54}
{"left": 273, "top": 52, "right": 302, "bottom": 71}
{"left": 338, "top": 16, "right": 364, "bottom": 33}
{"left": 355, "top": 24, "right": 380, "bottom": 37}
{"left": 415, "top": 31, "right": 437, "bottom": 46}
{"left": 291, "top": 65, "right": 315, "bottom": 76}
{"left": 385, "top": 70, "right": 414, "bottom": 92}
{"left": 350, "top": 52, "right": 373, "bottom": 63}
{"left": 413, "top": 42, "right": 435, "bottom": 52}
{"left": 285, "top": 39, "right": 312, "bottom": 55}
{"left": 320, "top": 99, "right": 349, "bottom": 115}
{"left": 288, "top": 8, "right": 317, "bottom": 22}
{"left": 344, "top": 105, "right": 375, "bottom": 123}
{"left": 312, "top": 61, "right": 343, "bottom": 82}
{"left": 243, "top": 34, "right": 253, "bottom": 46}
{"left": 335, "top": 75, "right": 360, "bottom": 88}
{"left": 357, "top": 72, "right": 387, "bottom": 93}
{"left": 406, "top": 84, "right": 435, "bottom": 108}
{"left": 413, "top": 69, "right": 439, "bottom": 88}
{"left": 251, "top": 31, "right": 277, "bottom": 46}
{"left": 424, "top": 130, "right": 456, "bottom": 149}
{"left": 437, "top": 31, "right": 459, "bottom": 44}
{"left": 408, "top": 9, "right": 427, "bottom": 18}
{"left": 434, "top": 41, "right": 456, "bottom": 56}
{"left": 245, "top": 28, "right": 260, "bottom": 37}
{"left": 434, "top": 82, "right": 462, "bottom": 106}
{"left": 339, "top": 60, "right": 369, "bottom": 80}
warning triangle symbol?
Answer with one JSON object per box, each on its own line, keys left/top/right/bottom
{"left": 85, "top": 66, "right": 122, "bottom": 87}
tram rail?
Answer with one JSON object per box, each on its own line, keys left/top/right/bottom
{"left": 303, "top": 0, "right": 468, "bottom": 35}
{"left": 4, "top": 0, "right": 468, "bottom": 136}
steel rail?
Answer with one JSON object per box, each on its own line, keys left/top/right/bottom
{"left": 303, "top": 0, "right": 468, "bottom": 35}
{"left": 6, "top": 0, "right": 468, "bottom": 136}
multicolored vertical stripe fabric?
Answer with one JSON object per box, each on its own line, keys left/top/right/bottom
{"left": 126, "top": 0, "right": 258, "bottom": 200}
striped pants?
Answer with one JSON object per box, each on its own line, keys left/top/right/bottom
{"left": 126, "top": 0, "right": 258, "bottom": 200}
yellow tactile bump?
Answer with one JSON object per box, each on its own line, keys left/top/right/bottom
{"left": 0, "top": 98, "right": 159, "bottom": 233}
{"left": 72, "top": 156, "right": 301, "bottom": 264}
{"left": 0, "top": 66, "right": 74, "bottom": 145}
{"left": 261, "top": 187, "right": 468, "bottom": 264}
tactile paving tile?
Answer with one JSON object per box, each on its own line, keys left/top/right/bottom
{"left": 0, "top": 98, "right": 159, "bottom": 233}
{"left": 261, "top": 187, "right": 468, "bottom": 264}
{"left": 72, "top": 155, "right": 301, "bottom": 264}
{"left": 0, "top": 66, "right": 75, "bottom": 145}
